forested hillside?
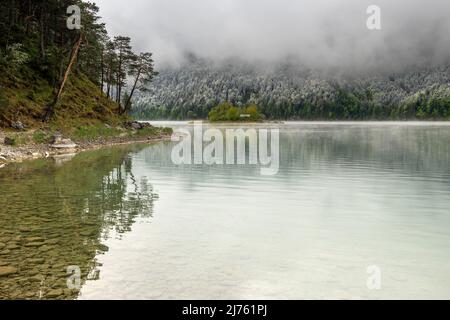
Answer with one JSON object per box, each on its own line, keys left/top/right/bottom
{"left": 0, "top": 0, "right": 156, "bottom": 128}
{"left": 133, "top": 56, "right": 450, "bottom": 120}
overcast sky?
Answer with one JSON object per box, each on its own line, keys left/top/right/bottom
{"left": 93, "top": 0, "right": 450, "bottom": 72}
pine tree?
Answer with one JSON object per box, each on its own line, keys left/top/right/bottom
{"left": 122, "top": 52, "right": 158, "bottom": 114}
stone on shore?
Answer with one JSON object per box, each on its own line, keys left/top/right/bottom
{"left": 49, "top": 133, "right": 77, "bottom": 150}
{"left": 11, "top": 121, "right": 26, "bottom": 131}
{"left": 4, "top": 137, "right": 15, "bottom": 146}
{"left": 124, "top": 121, "right": 154, "bottom": 131}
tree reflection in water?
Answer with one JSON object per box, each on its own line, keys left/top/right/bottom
{"left": 0, "top": 144, "right": 157, "bottom": 300}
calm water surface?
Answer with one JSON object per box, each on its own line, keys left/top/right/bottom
{"left": 1, "top": 122, "right": 450, "bottom": 299}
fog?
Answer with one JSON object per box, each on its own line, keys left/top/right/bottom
{"left": 93, "top": 0, "right": 450, "bottom": 72}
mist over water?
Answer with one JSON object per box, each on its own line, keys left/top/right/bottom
{"left": 80, "top": 122, "right": 450, "bottom": 299}
{"left": 3, "top": 123, "right": 450, "bottom": 299}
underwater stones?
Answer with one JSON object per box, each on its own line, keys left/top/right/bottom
{"left": 52, "top": 264, "right": 67, "bottom": 274}
{"left": 0, "top": 266, "right": 18, "bottom": 277}
{"left": 80, "top": 229, "right": 96, "bottom": 237}
{"left": 27, "top": 258, "right": 45, "bottom": 264}
{"left": 6, "top": 244, "right": 20, "bottom": 250}
{"left": 46, "top": 288, "right": 64, "bottom": 299}
{"left": 29, "top": 275, "right": 44, "bottom": 283}
{"left": 27, "top": 268, "right": 40, "bottom": 276}
{"left": 97, "top": 244, "right": 109, "bottom": 253}
{"left": 25, "top": 242, "right": 45, "bottom": 248}
{"left": 39, "top": 245, "right": 53, "bottom": 252}
{"left": 64, "top": 289, "right": 76, "bottom": 296}
{"left": 24, "top": 292, "right": 37, "bottom": 299}
{"left": 25, "top": 236, "right": 44, "bottom": 242}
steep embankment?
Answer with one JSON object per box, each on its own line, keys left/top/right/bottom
{"left": 0, "top": 64, "right": 123, "bottom": 130}
{"left": 0, "top": 66, "right": 172, "bottom": 165}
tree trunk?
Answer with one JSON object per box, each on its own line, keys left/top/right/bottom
{"left": 122, "top": 69, "right": 141, "bottom": 115}
{"left": 39, "top": 10, "right": 45, "bottom": 59}
{"left": 43, "top": 33, "right": 83, "bottom": 121}
{"left": 106, "top": 68, "right": 111, "bottom": 99}
{"left": 5, "top": 0, "right": 16, "bottom": 51}
{"left": 106, "top": 71, "right": 111, "bottom": 98}
{"left": 100, "top": 49, "right": 105, "bottom": 93}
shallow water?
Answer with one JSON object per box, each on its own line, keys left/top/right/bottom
{"left": 1, "top": 122, "right": 450, "bottom": 300}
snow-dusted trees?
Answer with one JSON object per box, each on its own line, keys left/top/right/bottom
{"left": 132, "top": 57, "right": 450, "bottom": 120}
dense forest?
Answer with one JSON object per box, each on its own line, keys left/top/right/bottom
{"left": 1, "top": 2, "right": 449, "bottom": 125}
{"left": 0, "top": 0, "right": 156, "bottom": 128}
{"left": 133, "top": 56, "right": 450, "bottom": 121}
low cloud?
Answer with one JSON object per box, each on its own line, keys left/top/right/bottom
{"left": 94, "top": 0, "right": 450, "bottom": 72}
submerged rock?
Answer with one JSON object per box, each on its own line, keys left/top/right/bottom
{"left": 0, "top": 266, "right": 18, "bottom": 277}
{"left": 27, "top": 258, "right": 45, "bottom": 264}
{"left": 97, "top": 244, "right": 109, "bottom": 253}
{"left": 6, "top": 244, "right": 20, "bottom": 250}
{"left": 39, "top": 245, "right": 53, "bottom": 252}
{"left": 46, "top": 289, "right": 64, "bottom": 299}
{"left": 29, "top": 275, "right": 44, "bottom": 283}
{"left": 24, "top": 242, "right": 45, "bottom": 248}
{"left": 25, "top": 237, "right": 44, "bottom": 242}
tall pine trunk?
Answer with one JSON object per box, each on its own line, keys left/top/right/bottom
{"left": 43, "top": 33, "right": 83, "bottom": 121}
{"left": 122, "top": 69, "right": 141, "bottom": 114}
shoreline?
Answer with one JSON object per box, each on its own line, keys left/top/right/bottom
{"left": 0, "top": 130, "right": 173, "bottom": 167}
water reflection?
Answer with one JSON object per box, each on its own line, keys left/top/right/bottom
{"left": 80, "top": 122, "right": 449, "bottom": 300}
{"left": 1, "top": 123, "right": 450, "bottom": 300}
{"left": 0, "top": 144, "right": 158, "bottom": 300}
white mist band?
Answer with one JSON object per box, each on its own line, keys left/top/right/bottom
{"left": 171, "top": 121, "right": 280, "bottom": 176}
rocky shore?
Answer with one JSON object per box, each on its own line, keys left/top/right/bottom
{"left": 0, "top": 121, "right": 173, "bottom": 167}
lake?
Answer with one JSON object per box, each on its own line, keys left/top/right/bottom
{"left": 1, "top": 122, "right": 450, "bottom": 300}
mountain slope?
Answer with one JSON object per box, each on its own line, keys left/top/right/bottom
{"left": 0, "top": 64, "right": 122, "bottom": 129}
{"left": 133, "top": 58, "right": 450, "bottom": 120}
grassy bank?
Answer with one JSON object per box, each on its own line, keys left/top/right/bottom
{"left": 0, "top": 65, "right": 172, "bottom": 165}
{"left": 0, "top": 124, "right": 173, "bottom": 165}
{"left": 0, "top": 62, "right": 125, "bottom": 129}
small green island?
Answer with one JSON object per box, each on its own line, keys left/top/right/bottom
{"left": 207, "top": 102, "right": 264, "bottom": 122}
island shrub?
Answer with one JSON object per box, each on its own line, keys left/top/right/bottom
{"left": 208, "top": 102, "right": 264, "bottom": 122}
